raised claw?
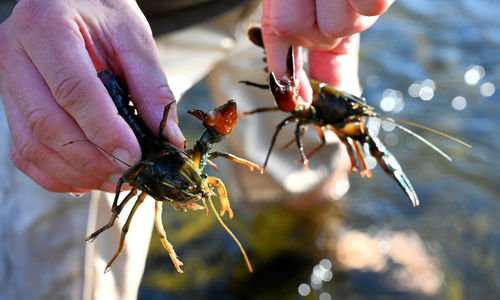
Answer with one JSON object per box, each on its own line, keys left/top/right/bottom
{"left": 367, "top": 136, "right": 419, "bottom": 207}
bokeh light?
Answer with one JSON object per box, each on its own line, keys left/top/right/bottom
{"left": 408, "top": 79, "right": 436, "bottom": 101}
{"left": 480, "top": 82, "right": 496, "bottom": 97}
{"left": 451, "top": 96, "right": 467, "bottom": 110}
{"left": 298, "top": 283, "right": 311, "bottom": 296}
{"left": 464, "top": 65, "right": 485, "bottom": 85}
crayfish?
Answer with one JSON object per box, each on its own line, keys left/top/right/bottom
{"left": 241, "top": 26, "right": 470, "bottom": 207}
{"left": 83, "top": 71, "right": 256, "bottom": 273}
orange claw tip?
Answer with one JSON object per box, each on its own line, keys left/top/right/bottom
{"left": 220, "top": 209, "right": 234, "bottom": 219}
{"left": 174, "top": 261, "right": 184, "bottom": 273}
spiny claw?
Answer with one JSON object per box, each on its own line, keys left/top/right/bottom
{"left": 171, "top": 256, "right": 184, "bottom": 274}
{"left": 220, "top": 206, "right": 234, "bottom": 219}
{"left": 349, "top": 165, "right": 360, "bottom": 175}
{"left": 367, "top": 136, "right": 419, "bottom": 207}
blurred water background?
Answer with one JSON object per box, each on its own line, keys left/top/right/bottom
{"left": 139, "top": 0, "right": 499, "bottom": 299}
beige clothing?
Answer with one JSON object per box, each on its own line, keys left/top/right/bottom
{"left": 0, "top": 2, "right": 347, "bottom": 299}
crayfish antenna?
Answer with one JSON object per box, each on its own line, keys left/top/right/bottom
{"left": 390, "top": 117, "right": 471, "bottom": 148}
{"left": 207, "top": 197, "right": 253, "bottom": 272}
{"left": 63, "top": 139, "right": 132, "bottom": 168}
{"left": 368, "top": 114, "right": 466, "bottom": 162}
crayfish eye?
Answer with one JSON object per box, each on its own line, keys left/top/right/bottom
{"left": 180, "top": 183, "right": 190, "bottom": 190}
{"left": 201, "top": 173, "right": 208, "bottom": 179}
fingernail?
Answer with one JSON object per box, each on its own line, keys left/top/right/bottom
{"left": 107, "top": 172, "right": 123, "bottom": 186}
{"left": 166, "top": 123, "right": 185, "bottom": 149}
{"left": 111, "top": 148, "right": 136, "bottom": 170}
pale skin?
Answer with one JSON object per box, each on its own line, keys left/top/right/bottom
{"left": 0, "top": 0, "right": 393, "bottom": 193}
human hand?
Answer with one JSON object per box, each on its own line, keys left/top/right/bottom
{"left": 261, "top": 0, "right": 394, "bottom": 100}
{"left": 0, "top": 0, "right": 184, "bottom": 193}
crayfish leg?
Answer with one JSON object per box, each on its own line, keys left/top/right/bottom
{"left": 207, "top": 176, "right": 233, "bottom": 219}
{"left": 159, "top": 102, "right": 174, "bottom": 141}
{"left": 329, "top": 126, "right": 362, "bottom": 174}
{"left": 85, "top": 188, "right": 138, "bottom": 242}
{"left": 305, "top": 125, "right": 326, "bottom": 159}
{"left": 295, "top": 123, "right": 309, "bottom": 169}
{"left": 262, "top": 115, "right": 296, "bottom": 173}
{"left": 154, "top": 201, "right": 184, "bottom": 273}
{"left": 208, "top": 151, "right": 261, "bottom": 172}
{"left": 104, "top": 192, "right": 147, "bottom": 273}
{"left": 111, "top": 178, "right": 125, "bottom": 212}
{"left": 367, "top": 136, "right": 419, "bottom": 207}
{"left": 352, "top": 140, "right": 372, "bottom": 178}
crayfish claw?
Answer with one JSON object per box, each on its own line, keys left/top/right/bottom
{"left": 172, "top": 257, "right": 184, "bottom": 274}
{"left": 360, "top": 169, "right": 373, "bottom": 178}
{"left": 349, "top": 165, "right": 360, "bottom": 175}
{"left": 367, "top": 137, "right": 419, "bottom": 207}
{"left": 220, "top": 206, "right": 234, "bottom": 219}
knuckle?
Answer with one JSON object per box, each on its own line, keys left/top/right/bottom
{"left": 22, "top": 102, "right": 55, "bottom": 142}
{"left": 52, "top": 70, "right": 86, "bottom": 110}
{"left": 13, "top": 134, "right": 40, "bottom": 163}
{"left": 10, "top": 148, "right": 26, "bottom": 170}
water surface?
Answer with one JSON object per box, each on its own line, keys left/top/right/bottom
{"left": 140, "top": 1, "right": 500, "bottom": 299}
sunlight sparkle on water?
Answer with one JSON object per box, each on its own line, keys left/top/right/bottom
{"left": 419, "top": 86, "right": 434, "bottom": 101}
{"left": 381, "top": 119, "right": 396, "bottom": 132}
{"left": 464, "top": 65, "right": 485, "bottom": 85}
{"left": 365, "top": 156, "right": 377, "bottom": 170}
{"left": 408, "top": 83, "right": 421, "bottom": 97}
{"left": 319, "top": 292, "right": 332, "bottom": 300}
{"left": 298, "top": 283, "right": 311, "bottom": 296}
{"left": 380, "top": 89, "right": 405, "bottom": 112}
{"left": 480, "top": 82, "right": 496, "bottom": 97}
{"left": 451, "top": 96, "right": 467, "bottom": 110}
{"left": 384, "top": 132, "right": 399, "bottom": 146}
{"left": 408, "top": 79, "right": 436, "bottom": 101}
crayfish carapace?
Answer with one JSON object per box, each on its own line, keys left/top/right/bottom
{"left": 241, "top": 26, "right": 470, "bottom": 207}
{"left": 84, "top": 71, "right": 256, "bottom": 274}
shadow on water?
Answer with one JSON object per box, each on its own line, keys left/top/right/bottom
{"left": 140, "top": 0, "right": 500, "bottom": 299}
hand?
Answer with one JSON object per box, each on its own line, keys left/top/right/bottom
{"left": 0, "top": 0, "right": 184, "bottom": 193}
{"left": 261, "top": 0, "right": 394, "bottom": 100}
